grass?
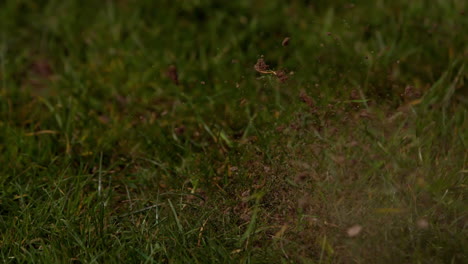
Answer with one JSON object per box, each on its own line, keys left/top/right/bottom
{"left": 0, "top": 0, "right": 467, "bottom": 263}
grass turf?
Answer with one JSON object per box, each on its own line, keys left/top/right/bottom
{"left": 0, "top": 0, "right": 467, "bottom": 263}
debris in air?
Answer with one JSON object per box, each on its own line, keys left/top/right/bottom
{"left": 254, "top": 58, "right": 289, "bottom": 82}
{"left": 347, "top": 225, "right": 363, "bottom": 237}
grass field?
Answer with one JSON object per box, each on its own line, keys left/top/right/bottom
{"left": 0, "top": 0, "right": 467, "bottom": 263}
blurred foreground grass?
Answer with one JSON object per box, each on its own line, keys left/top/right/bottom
{"left": 0, "top": 0, "right": 467, "bottom": 263}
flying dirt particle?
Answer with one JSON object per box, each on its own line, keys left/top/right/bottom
{"left": 240, "top": 212, "right": 251, "bottom": 222}
{"left": 192, "top": 130, "right": 201, "bottom": 139}
{"left": 350, "top": 89, "right": 360, "bottom": 100}
{"left": 402, "top": 85, "right": 421, "bottom": 100}
{"left": 254, "top": 58, "right": 289, "bottom": 82}
{"left": 282, "top": 37, "right": 291, "bottom": 46}
{"left": 23, "top": 58, "right": 54, "bottom": 95}
{"left": 31, "top": 59, "right": 53, "bottom": 77}
{"left": 294, "top": 172, "right": 308, "bottom": 183}
{"left": 332, "top": 155, "right": 346, "bottom": 165}
{"left": 359, "top": 109, "right": 372, "bottom": 119}
{"left": 254, "top": 58, "right": 270, "bottom": 73}
{"left": 275, "top": 69, "right": 289, "bottom": 82}
{"left": 98, "top": 115, "right": 111, "bottom": 124}
{"left": 114, "top": 94, "right": 129, "bottom": 106}
{"left": 274, "top": 111, "right": 280, "bottom": 119}
{"left": 299, "top": 90, "right": 315, "bottom": 108}
{"left": 275, "top": 125, "right": 286, "bottom": 132}
{"left": 346, "top": 140, "right": 359, "bottom": 147}
{"left": 174, "top": 125, "right": 185, "bottom": 135}
{"left": 298, "top": 195, "right": 312, "bottom": 211}
{"left": 166, "top": 65, "right": 179, "bottom": 85}
{"left": 239, "top": 98, "right": 247, "bottom": 106}
{"left": 347, "top": 224, "right": 363, "bottom": 237}
{"left": 417, "top": 218, "right": 429, "bottom": 229}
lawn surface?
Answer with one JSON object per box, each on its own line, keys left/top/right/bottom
{"left": 1, "top": 1, "right": 467, "bottom": 263}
